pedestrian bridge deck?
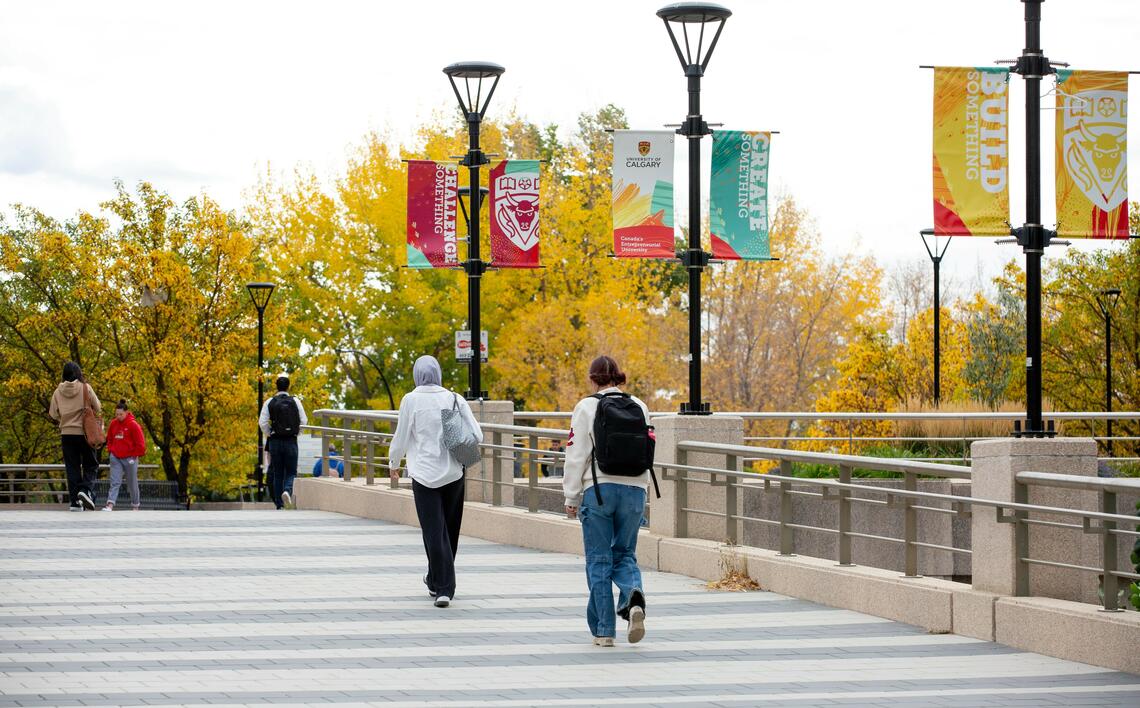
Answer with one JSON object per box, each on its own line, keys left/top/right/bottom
{"left": 1, "top": 510, "right": 1138, "bottom": 707}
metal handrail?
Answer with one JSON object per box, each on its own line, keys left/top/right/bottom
{"left": 1016, "top": 471, "right": 1140, "bottom": 493}
{"left": 678, "top": 440, "right": 972, "bottom": 479}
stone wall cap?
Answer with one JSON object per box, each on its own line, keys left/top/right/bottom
{"left": 971, "top": 438, "right": 1097, "bottom": 458}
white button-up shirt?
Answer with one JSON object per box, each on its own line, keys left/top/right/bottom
{"left": 388, "top": 385, "right": 483, "bottom": 488}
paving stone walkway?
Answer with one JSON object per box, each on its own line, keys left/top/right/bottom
{"left": 1, "top": 510, "right": 1138, "bottom": 707}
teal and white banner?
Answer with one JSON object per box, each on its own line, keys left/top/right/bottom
{"left": 709, "top": 130, "right": 771, "bottom": 261}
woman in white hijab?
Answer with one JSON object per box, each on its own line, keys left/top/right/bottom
{"left": 388, "top": 355, "right": 482, "bottom": 608}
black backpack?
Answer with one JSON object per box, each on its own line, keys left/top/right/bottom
{"left": 268, "top": 393, "right": 301, "bottom": 439}
{"left": 589, "top": 392, "right": 660, "bottom": 505}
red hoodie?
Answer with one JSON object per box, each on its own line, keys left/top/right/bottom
{"left": 107, "top": 412, "right": 146, "bottom": 459}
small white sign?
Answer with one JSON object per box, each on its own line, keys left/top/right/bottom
{"left": 455, "top": 330, "right": 488, "bottom": 362}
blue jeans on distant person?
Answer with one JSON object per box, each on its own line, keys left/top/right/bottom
{"left": 579, "top": 483, "right": 647, "bottom": 639}
{"left": 267, "top": 437, "right": 298, "bottom": 508}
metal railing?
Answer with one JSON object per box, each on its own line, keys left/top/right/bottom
{"left": 513, "top": 410, "right": 1140, "bottom": 465}
{"left": 308, "top": 409, "right": 1140, "bottom": 612}
{"left": 0, "top": 463, "right": 163, "bottom": 504}
{"left": 663, "top": 440, "right": 1140, "bottom": 612}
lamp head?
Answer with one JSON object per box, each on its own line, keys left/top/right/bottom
{"left": 657, "top": 2, "right": 731, "bottom": 73}
{"left": 246, "top": 282, "right": 275, "bottom": 312}
{"left": 442, "top": 61, "right": 505, "bottom": 118}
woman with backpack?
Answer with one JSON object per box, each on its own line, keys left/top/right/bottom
{"left": 48, "top": 361, "right": 102, "bottom": 511}
{"left": 563, "top": 355, "right": 652, "bottom": 647}
{"left": 103, "top": 399, "right": 146, "bottom": 511}
{"left": 387, "top": 355, "right": 482, "bottom": 608}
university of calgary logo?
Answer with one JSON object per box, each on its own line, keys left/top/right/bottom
{"left": 638, "top": 140, "right": 651, "bottom": 156}
{"left": 1061, "top": 89, "right": 1128, "bottom": 211}
{"left": 492, "top": 173, "right": 540, "bottom": 251}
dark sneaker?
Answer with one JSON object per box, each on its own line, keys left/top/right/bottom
{"left": 77, "top": 491, "right": 95, "bottom": 510}
{"left": 627, "top": 606, "right": 645, "bottom": 644}
{"left": 434, "top": 595, "right": 450, "bottom": 608}
{"left": 423, "top": 574, "right": 437, "bottom": 598}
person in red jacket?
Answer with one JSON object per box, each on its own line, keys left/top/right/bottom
{"left": 104, "top": 399, "right": 146, "bottom": 511}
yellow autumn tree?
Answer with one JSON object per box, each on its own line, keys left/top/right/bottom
{"left": 0, "top": 182, "right": 262, "bottom": 499}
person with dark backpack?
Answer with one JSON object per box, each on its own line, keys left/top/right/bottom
{"left": 563, "top": 355, "right": 657, "bottom": 648}
{"left": 258, "top": 375, "right": 308, "bottom": 509}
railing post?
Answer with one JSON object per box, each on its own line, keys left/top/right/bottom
{"left": 1101, "top": 490, "right": 1120, "bottom": 611}
{"left": 364, "top": 418, "right": 375, "bottom": 486}
{"left": 491, "top": 430, "right": 503, "bottom": 507}
{"left": 1014, "top": 480, "right": 1030, "bottom": 596}
{"left": 342, "top": 416, "right": 353, "bottom": 482}
{"left": 320, "top": 414, "right": 330, "bottom": 478}
{"left": 778, "top": 459, "right": 795, "bottom": 556}
{"left": 838, "top": 464, "right": 853, "bottom": 566}
{"left": 903, "top": 471, "right": 919, "bottom": 577}
{"left": 675, "top": 448, "right": 689, "bottom": 539}
{"left": 724, "top": 454, "right": 738, "bottom": 544}
{"left": 527, "top": 433, "right": 539, "bottom": 513}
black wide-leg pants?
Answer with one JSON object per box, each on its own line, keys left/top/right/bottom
{"left": 412, "top": 475, "right": 465, "bottom": 598}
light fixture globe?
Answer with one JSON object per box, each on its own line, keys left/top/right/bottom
{"left": 246, "top": 282, "right": 275, "bottom": 312}
{"left": 443, "top": 61, "right": 505, "bottom": 117}
{"left": 657, "top": 2, "right": 731, "bottom": 73}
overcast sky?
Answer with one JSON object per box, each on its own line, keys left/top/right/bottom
{"left": 1, "top": 0, "right": 1136, "bottom": 294}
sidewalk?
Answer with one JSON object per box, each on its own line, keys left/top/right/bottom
{"left": 0, "top": 510, "right": 1137, "bottom": 707}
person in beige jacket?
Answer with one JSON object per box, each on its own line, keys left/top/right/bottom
{"left": 48, "top": 361, "right": 102, "bottom": 511}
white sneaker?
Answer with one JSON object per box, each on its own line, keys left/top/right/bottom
{"left": 434, "top": 595, "right": 450, "bottom": 608}
{"left": 627, "top": 606, "right": 645, "bottom": 644}
{"left": 593, "top": 636, "right": 614, "bottom": 647}
{"left": 77, "top": 491, "right": 95, "bottom": 510}
{"left": 101, "top": 505, "right": 113, "bottom": 512}
{"left": 69, "top": 505, "right": 83, "bottom": 512}
{"left": 281, "top": 491, "right": 292, "bottom": 509}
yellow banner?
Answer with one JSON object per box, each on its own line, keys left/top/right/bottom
{"left": 932, "top": 67, "right": 1010, "bottom": 236}
{"left": 1056, "top": 70, "right": 1129, "bottom": 238}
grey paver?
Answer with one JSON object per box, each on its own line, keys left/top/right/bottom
{"left": 1, "top": 510, "right": 1138, "bottom": 708}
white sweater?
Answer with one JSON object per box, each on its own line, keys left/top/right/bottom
{"left": 388, "top": 386, "right": 483, "bottom": 489}
{"left": 563, "top": 387, "right": 651, "bottom": 506}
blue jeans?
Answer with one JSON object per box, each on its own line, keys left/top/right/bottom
{"left": 579, "top": 483, "right": 647, "bottom": 638}
{"left": 267, "top": 437, "right": 298, "bottom": 508}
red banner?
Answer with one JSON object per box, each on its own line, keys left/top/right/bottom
{"left": 488, "top": 160, "right": 541, "bottom": 267}
{"left": 406, "top": 160, "right": 459, "bottom": 268}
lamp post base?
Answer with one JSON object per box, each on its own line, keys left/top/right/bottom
{"left": 465, "top": 390, "right": 489, "bottom": 401}
{"left": 679, "top": 402, "right": 712, "bottom": 415}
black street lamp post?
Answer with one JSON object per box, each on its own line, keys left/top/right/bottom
{"left": 335, "top": 348, "right": 396, "bottom": 411}
{"left": 1096, "top": 288, "right": 1122, "bottom": 456}
{"left": 1012, "top": 0, "right": 1057, "bottom": 438}
{"left": 657, "top": 2, "right": 731, "bottom": 415}
{"left": 246, "top": 282, "right": 275, "bottom": 501}
{"left": 444, "top": 61, "right": 503, "bottom": 401}
{"left": 920, "top": 230, "right": 952, "bottom": 407}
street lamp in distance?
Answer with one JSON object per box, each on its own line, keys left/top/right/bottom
{"left": 1096, "top": 287, "right": 1121, "bottom": 457}
{"left": 246, "top": 282, "right": 275, "bottom": 500}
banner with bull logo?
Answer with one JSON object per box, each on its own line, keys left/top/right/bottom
{"left": 709, "top": 130, "right": 772, "bottom": 261}
{"left": 488, "top": 160, "right": 541, "bottom": 267}
{"left": 405, "top": 160, "right": 459, "bottom": 268}
{"left": 932, "top": 67, "right": 1010, "bottom": 236}
{"left": 1056, "top": 70, "right": 1129, "bottom": 238}
{"left": 611, "top": 130, "right": 675, "bottom": 258}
